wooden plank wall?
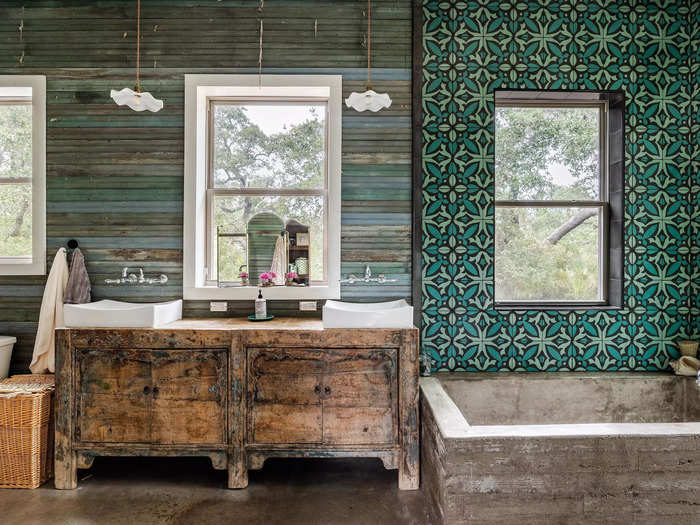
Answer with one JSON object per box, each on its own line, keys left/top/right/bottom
{"left": 0, "top": 0, "right": 412, "bottom": 373}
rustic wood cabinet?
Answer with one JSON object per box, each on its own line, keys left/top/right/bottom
{"left": 55, "top": 319, "right": 419, "bottom": 491}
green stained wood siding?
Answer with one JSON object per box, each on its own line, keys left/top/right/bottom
{"left": 0, "top": 0, "right": 412, "bottom": 372}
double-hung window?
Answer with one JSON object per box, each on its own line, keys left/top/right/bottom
{"left": 184, "top": 75, "right": 342, "bottom": 300}
{"left": 0, "top": 76, "right": 46, "bottom": 275}
{"left": 494, "top": 90, "right": 624, "bottom": 307}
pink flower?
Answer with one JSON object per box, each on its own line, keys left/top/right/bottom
{"left": 239, "top": 271, "right": 248, "bottom": 278}
{"left": 259, "top": 272, "right": 273, "bottom": 280}
{"left": 285, "top": 272, "right": 298, "bottom": 279}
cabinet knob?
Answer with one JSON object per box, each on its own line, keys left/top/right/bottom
{"left": 314, "top": 385, "right": 321, "bottom": 394}
{"left": 143, "top": 386, "right": 151, "bottom": 395}
{"left": 324, "top": 386, "right": 331, "bottom": 395}
{"left": 153, "top": 386, "right": 160, "bottom": 398}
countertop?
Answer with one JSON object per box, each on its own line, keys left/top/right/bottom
{"left": 61, "top": 317, "right": 417, "bottom": 332}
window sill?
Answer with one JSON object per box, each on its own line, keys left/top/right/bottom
{"left": 0, "top": 259, "right": 45, "bottom": 276}
{"left": 494, "top": 303, "right": 623, "bottom": 312}
{"left": 183, "top": 284, "right": 340, "bottom": 301}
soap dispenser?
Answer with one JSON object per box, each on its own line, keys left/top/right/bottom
{"left": 255, "top": 289, "right": 267, "bottom": 320}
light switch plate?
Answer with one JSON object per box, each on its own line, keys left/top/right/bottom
{"left": 209, "top": 301, "right": 228, "bottom": 312}
{"left": 299, "top": 301, "right": 317, "bottom": 311}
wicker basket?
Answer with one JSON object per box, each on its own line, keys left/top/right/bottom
{"left": 0, "top": 380, "right": 55, "bottom": 489}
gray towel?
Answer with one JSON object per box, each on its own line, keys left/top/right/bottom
{"left": 64, "top": 248, "right": 91, "bottom": 304}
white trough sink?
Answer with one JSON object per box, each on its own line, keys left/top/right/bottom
{"left": 64, "top": 299, "right": 183, "bottom": 328}
{"left": 322, "top": 300, "right": 414, "bottom": 329}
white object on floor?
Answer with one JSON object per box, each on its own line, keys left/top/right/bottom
{"left": 0, "top": 335, "right": 17, "bottom": 380}
{"left": 30, "top": 248, "right": 69, "bottom": 374}
{"left": 63, "top": 299, "right": 183, "bottom": 328}
{"left": 322, "top": 299, "right": 414, "bottom": 329}
{"left": 670, "top": 356, "right": 700, "bottom": 376}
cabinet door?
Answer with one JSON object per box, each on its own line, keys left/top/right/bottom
{"left": 76, "top": 349, "right": 152, "bottom": 443}
{"left": 247, "top": 349, "right": 323, "bottom": 444}
{"left": 151, "top": 349, "right": 227, "bottom": 444}
{"left": 76, "top": 348, "right": 227, "bottom": 445}
{"left": 322, "top": 349, "right": 397, "bottom": 445}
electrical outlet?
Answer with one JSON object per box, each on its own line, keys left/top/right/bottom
{"left": 299, "top": 301, "right": 317, "bottom": 312}
{"left": 209, "top": 301, "right": 228, "bottom": 312}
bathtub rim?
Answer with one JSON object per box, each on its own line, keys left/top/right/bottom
{"left": 420, "top": 376, "right": 700, "bottom": 440}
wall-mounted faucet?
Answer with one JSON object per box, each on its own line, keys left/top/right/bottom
{"left": 105, "top": 267, "right": 168, "bottom": 285}
{"left": 340, "top": 264, "right": 397, "bottom": 284}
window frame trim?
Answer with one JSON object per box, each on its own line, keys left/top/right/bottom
{"left": 0, "top": 76, "right": 46, "bottom": 276}
{"left": 204, "top": 96, "right": 329, "bottom": 286}
{"left": 183, "top": 74, "right": 342, "bottom": 300}
{"left": 493, "top": 98, "right": 610, "bottom": 308}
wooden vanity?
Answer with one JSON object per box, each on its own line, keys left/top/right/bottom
{"left": 54, "top": 318, "right": 419, "bottom": 490}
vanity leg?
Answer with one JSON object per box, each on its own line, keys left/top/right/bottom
{"left": 54, "top": 329, "right": 78, "bottom": 489}
{"left": 399, "top": 330, "right": 420, "bottom": 490}
{"left": 227, "top": 333, "right": 248, "bottom": 489}
{"left": 228, "top": 450, "right": 248, "bottom": 489}
{"left": 55, "top": 451, "right": 78, "bottom": 489}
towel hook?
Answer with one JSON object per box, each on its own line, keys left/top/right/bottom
{"left": 67, "top": 239, "right": 79, "bottom": 249}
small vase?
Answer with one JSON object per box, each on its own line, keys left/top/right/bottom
{"left": 240, "top": 277, "right": 249, "bottom": 286}
{"left": 285, "top": 278, "right": 294, "bottom": 286}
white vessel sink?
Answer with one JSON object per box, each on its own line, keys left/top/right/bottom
{"left": 322, "top": 300, "right": 414, "bottom": 329}
{"left": 63, "top": 299, "right": 183, "bottom": 328}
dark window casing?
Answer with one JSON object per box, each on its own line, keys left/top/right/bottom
{"left": 493, "top": 90, "right": 625, "bottom": 310}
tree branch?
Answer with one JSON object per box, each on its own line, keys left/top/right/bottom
{"left": 546, "top": 208, "right": 597, "bottom": 245}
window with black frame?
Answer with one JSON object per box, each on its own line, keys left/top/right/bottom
{"left": 494, "top": 91, "right": 623, "bottom": 307}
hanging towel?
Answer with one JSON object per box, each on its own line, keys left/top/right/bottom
{"left": 270, "top": 234, "right": 286, "bottom": 285}
{"left": 64, "top": 248, "right": 91, "bottom": 304}
{"left": 30, "top": 248, "right": 69, "bottom": 374}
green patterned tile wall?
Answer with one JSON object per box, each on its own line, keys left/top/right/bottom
{"left": 421, "top": 0, "right": 698, "bottom": 371}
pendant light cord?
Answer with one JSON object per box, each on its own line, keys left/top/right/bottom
{"left": 366, "top": 0, "right": 371, "bottom": 90}
{"left": 136, "top": 0, "right": 141, "bottom": 93}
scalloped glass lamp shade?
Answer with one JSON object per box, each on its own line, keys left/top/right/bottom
{"left": 110, "top": 88, "right": 163, "bottom": 112}
{"left": 344, "top": 90, "right": 392, "bottom": 112}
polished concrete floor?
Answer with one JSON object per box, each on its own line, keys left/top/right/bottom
{"left": 1, "top": 457, "right": 433, "bottom": 525}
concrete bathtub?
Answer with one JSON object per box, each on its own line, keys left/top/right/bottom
{"left": 420, "top": 373, "right": 700, "bottom": 524}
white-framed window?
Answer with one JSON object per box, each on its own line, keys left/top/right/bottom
{"left": 0, "top": 76, "right": 46, "bottom": 275}
{"left": 184, "top": 75, "right": 342, "bottom": 300}
{"left": 494, "top": 93, "right": 609, "bottom": 306}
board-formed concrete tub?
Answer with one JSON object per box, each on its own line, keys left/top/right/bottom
{"left": 420, "top": 373, "right": 700, "bottom": 524}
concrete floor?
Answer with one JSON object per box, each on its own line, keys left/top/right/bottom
{"left": 1, "top": 457, "right": 433, "bottom": 525}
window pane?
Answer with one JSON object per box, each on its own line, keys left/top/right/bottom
{"left": 495, "top": 206, "right": 601, "bottom": 302}
{"left": 495, "top": 106, "right": 600, "bottom": 201}
{"left": 0, "top": 103, "right": 32, "bottom": 180}
{"left": 0, "top": 183, "right": 32, "bottom": 257}
{"left": 212, "top": 103, "right": 325, "bottom": 189}
{"left": 216, "top": 234, "right": 247, "bottom": 284}
{"left": 213, "top": 194, "right": 324, "bottom": 282}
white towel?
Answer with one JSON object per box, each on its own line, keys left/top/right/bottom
{"left": 270, "top": 234, "right": 286, "bottom": 285}
{"left": 30, "top": 248, "right": 69, "bottom": 374}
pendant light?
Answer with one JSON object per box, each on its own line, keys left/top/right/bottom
{"left": 110, "top": 0, "right": 163, "bottom": 112}
{"left": 345, "top": 0, "right": 391, "bottom": 112}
